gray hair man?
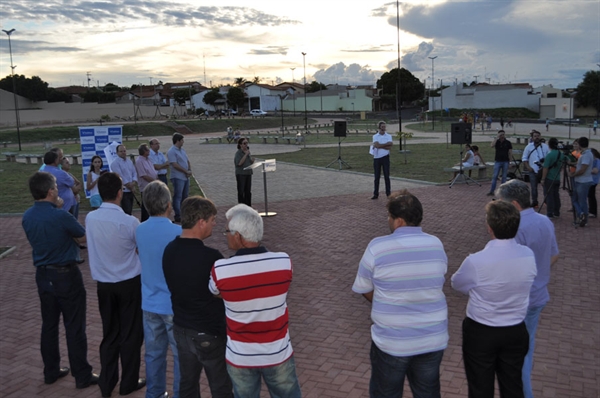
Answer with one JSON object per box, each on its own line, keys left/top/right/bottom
{"left": 496, "top": 179, "right": 559, "bottom": 398}
{"left": 567, "top": 137, "right": 594, "bottom": 227}
{"left": 135, "top": 181, "right": 182, "bottom": 398}
{"left": 209, "top": 204, "right": 301, "bottom": 397}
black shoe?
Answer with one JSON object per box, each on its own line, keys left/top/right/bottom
{"left": 120, "top": 378, "right": 146, "bottom": 395}
{"left": 76, "top": 372, "right": 99, "bottom": 389}
{"left": 579, "top": 214, "right": 587, "bottom": 227}
{"left": 486, "top": 192, "right": 494, "bottom": 196}
{"left": 44, "top": 367, "right": 70, "bottom": 384}
{"left": 370, "top": 195, "right": 379, "bottom": 200}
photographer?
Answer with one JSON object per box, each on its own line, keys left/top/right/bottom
{"left": 541, "top": 138, "right": 563, "bottom": 218}
{"left": 567, "top": 137, "right": 594, "bottom": 227}
{"left": 522, "top": 130, "right": 549, "bottom": 207}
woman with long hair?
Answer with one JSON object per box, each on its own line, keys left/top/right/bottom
{"left": 87, "top": 155, "right": 104, "bottom": 208}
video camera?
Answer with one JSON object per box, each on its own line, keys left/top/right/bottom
{"left": 558, "top": 141, "right": 574, "bottom": 154}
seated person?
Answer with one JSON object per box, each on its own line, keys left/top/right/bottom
{"left": 226, "top": 126, "right": 234, "bottom": 143}
{"left": 452, "top": 144, "right": 475, "bottom": 179}
{"left": 470, "top": 145, "right": 485, "bottom": 177}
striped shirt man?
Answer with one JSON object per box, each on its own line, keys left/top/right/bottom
{"left": 352, "top": 226, "right": 449, "bottom": 357}
{"left": 209, "top": 247, "right": 294, "bottom": 367}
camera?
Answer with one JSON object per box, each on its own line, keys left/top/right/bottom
{"left": 558, "top": 141, "right": 574, "bottom": 153}
{"left": 534, "top": 158, "right": 545, "bottom": 168}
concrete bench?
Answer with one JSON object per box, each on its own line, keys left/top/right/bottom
{"left": 284, "top": 138, "right": 292, "bottom": 144}
{"left": 444, "top": 164, "right": 488, "bottom": 179}
{"left": 18, "top": 154, "right": 42, "bottom": 165}
{"left": 514, "top": 136, "right": 529, "bottom": 145}
{"left": 1, "top": 141, "right": 11, "bottom": 148}
{"left": 124, "top": 135, "right": 143, "bottom": 141}
{"left": 70, "top": 154, "right": 82, "bottom": 165}
{"left": 3, "top": 152, "right": 17, "bottom": 162}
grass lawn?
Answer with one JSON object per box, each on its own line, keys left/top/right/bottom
{"left": 265, "top": 141, "right": 501, "bottom": 184}
{"left": 0, "top": 161, "right": 203, "bottom": 214}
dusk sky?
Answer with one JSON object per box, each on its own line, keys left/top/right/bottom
{"left": 1, "top": 0, "right": 598, "bottom": 90}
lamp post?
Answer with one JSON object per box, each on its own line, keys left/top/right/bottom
{"left": 302, "top": 52, "right": 307, "bottom": 136}
{"left": 290, "top": 67, "right": 296, "bottom": 116}
{"left": 278, "top": 94, "right": 285, "bottom": 136}
{"left": 428, "top": 56, "right": 437, "bottom": 130}
{"left": 351, "top": 102, "right": 355, "bottom": 118}
{"left": 396, "top": 0, "right": 403, "bottom": 151}
{"left": 2, "top": 28, "right": 22, "bottom": 151}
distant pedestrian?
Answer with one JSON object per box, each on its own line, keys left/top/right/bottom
{"left": 593, "top": 119, "right": 597, "bottom": 135}
{"left": 234, "top": 138, "right": 254, "bottom": 206}
{"left": 500, "top": 117, "right": 504, "bottom": 129}
{"left": 545, "top": 118, "right": 550, "bottom": 132}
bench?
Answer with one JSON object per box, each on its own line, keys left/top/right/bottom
{"left": 124, "top": 135, "right": 143, "bottom": 141}
{"left": 70, "top": 154, "right": 82, "bottom": 165}
{"left": 1, "top": 141, "right": 11, "bottom": 148}
{"left": 444, "top": 164, "right": 488, "bottom": 180}
{"left": 3, "top": 152, "right": 17, "bottom": 162}
{"left": 18, "top": 154, "right": 43, "bottom": 165}
{"left": 514, "top": 136, "right": 529, "bottom": 145}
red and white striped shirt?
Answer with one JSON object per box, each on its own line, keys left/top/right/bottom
{"left": 209, "top": 247, "right": 294, "bottom": 368}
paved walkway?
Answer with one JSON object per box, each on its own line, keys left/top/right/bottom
{"left": 0, "top": 126, "right": 598, "bottom": 397}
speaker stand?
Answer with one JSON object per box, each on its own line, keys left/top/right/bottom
{"left": 326, "top": 137, "right": 351, "bottom": 170}
{"left": 449, "top": 145, "right": 481, "bottom": 188}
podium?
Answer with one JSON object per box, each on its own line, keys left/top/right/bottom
{"left": 245, "top": 159, "right": 277, "bottom": 217}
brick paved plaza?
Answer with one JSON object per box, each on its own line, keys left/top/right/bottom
{"left": 1, "top": 133, "right": 598, "bottom": 397}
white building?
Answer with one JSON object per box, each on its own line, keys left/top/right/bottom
{"left": 430, "top": 83, "right": 540, "bottom": 113}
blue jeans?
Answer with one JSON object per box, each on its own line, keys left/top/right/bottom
{"left": 174, "top": 325, "right": 232, "bottom": 398}
{"left": 369, "top": 341, "right": 443, "bottom": 398}
{"left": 490, "top": 161, "right": 509, "bottom": 193}
{"left": 143, "top": 311, "right": 180, "bottom": 398}
{"left": 522, "top": 305, "right": 545, "bottom": 398}
{"left": 573, "top": 181, "right": 593, "bottom": 217}
{"left": 171, "top": 178, "right": 189, "bottom": 221}
{"left": 227, "top": 356, "right": 301, "bottom": 398}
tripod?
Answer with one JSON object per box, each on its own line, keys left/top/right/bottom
{"left": 326, "top": 136, "right": 351, "bottom": 170}
{"left": 449, "top": 144, "right": 480, "bottom": 188}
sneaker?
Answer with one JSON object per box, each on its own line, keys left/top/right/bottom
{"left": 547, "top": 214, "right": 554, "bottom": 219}
{"left": 590, "top": 214, "right": 597, "bottom": 218}
{"left": 486, "top": 192, "right": 494, "bottom": 196}
{"left": 579, "top": 214, "right": 587, "bottom": 228}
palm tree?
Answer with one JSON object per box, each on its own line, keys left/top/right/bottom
{"left": 234, "top": 77, "right": 245, "bottom": 87}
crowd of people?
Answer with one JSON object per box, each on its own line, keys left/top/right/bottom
{"left": 21, "top": 127, "right": 596, "bottom": 398}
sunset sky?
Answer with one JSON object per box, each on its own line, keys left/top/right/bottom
{"left": 1, "top": 0, "right": 598, "bottom": 90}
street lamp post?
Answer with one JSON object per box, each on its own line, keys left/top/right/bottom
{"left": 396, "top": 0, "right": 403, "bottom": 151}
{"left": 302, "top": 52, "right": 308, "bottom": 136}
{"left": 278, "top": 94, "right": 285, "bottom": 136}
{"left": 290, "top": 67, "right": 296, "bottom": 116}
{"left": 2, "top": 28, "right": 22, "bottom": 151}
{"left": 428, "top": 56, "right": 437, "bottom": 130}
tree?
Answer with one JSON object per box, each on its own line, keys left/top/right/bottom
{"left": 306, "top": 81, "right": 327, "bottom": 93}
{"left": 47, "top": 88, "right": 71, "bottom": 103}
{"left": 103, "top": 83, "right": 121, "bottom": 92}
{"left": 226, "top": 87, "right": 245, "bottom": 110}
{"left": 575, "top": 70, "right": 600, "bottom": 114}
{"left": 203, "top": 87, "right": 223, "bottom": 107}
{"left": 376, "top": 68, "right": 425, "bottom": 108}
{"left": 0, "top": 74, "right": 49, "bottom": 101}
{"left": 252, "top": 76, "right": 261, "bottom": 84}
{"left": 173, "top": 88, "right": 190, "bottom": 105}
{"left": 234, "top": 77, "right": 246, "bottom": 87}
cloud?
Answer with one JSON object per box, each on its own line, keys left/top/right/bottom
{"left": 394, "top": 41, "right": 433, "bottom": 72}
{"left": 248, "top": 46, "right": 288, "bottom": 56}
{"left": 1, "top": 1, "right": 301, "bottom": 27}
{"left": 342, "top": 45, "right": 393, "bottom": 53}
{"left": 0, "top": 39, "right": 82, "bottom": 55}
{"left": 313, "top": 62, "right": 380, "bottom": 86}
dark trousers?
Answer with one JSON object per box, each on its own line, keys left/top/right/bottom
{"left": 373, "top": 155, "right": 391, "bottom": 197}
{"left": 140, "top": 197, "right": 150, "bottom": 222}
{"left": 462, "top": 317, "right": 529, "bottom": 398}
{"left": 36, "top": 265, "right": 93, "bottom": 385}
{"left": 120, "top": 191, "right": 134, "bottom": 215}
{"left": 173, "top": 325, "right": 233, "bottom": 398}
{"left": 589, "top": 184, "right": 598, "bottom": 216}
{"left": 157, "top": 174, "right": 169, "bottom": 186}
{"left": 543, "top": 178, "right": 561, "bottom": 216}
{"left": 97, "top": 275, "right": 143, "bottom": 396}
{"left": 236, "top": 174, "right": 252, "bottom": 206}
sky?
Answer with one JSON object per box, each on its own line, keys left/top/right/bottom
{"left": 1, "top": 0, "right": 599, "bottom": 91}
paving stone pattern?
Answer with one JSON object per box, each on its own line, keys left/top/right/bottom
{"left": 1, "top": 132, "right": 598, "bottom": 397}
